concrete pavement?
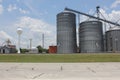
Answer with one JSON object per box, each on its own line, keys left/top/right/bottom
{"left": 0, "top": 63, "right": 120, "bottom": 80}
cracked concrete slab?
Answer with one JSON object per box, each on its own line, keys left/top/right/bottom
{"left": 0, "top": 63, "right": 120, "bottom": 80}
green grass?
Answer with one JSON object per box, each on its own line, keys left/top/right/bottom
{"left": 0, "top": 53, "right": 120, "bottom": 62}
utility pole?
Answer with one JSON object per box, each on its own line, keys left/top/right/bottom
{"left": 29, "top": 39, "right": 32, "bottom": 50}
{"left": 42, "top": 33, "right": 44, "bottom": 48}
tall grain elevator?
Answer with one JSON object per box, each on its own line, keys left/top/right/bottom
{"left": 57, "top": 11, "right": 77, "bottom": 53}
{"left": 79, "top": 21, "right": 104, "bottom": 53}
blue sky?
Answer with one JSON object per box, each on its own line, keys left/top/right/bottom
{"left": 0, "top": 0, "right": 120, "bottom": 49}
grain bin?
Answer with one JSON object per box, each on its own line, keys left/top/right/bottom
{"left": 57, "top": 11, "right": 77, "bottom": 53}
{"left": 106, "top": 27, "right": 120, "bottom": 52}
{"left": 79, "top": 21, "right": 103, "bottom": 53}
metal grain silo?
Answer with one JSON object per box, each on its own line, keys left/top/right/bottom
{"left": 79, "top": 21, "right": 103, "bottom": 53}
{"left": 57, "top": 11, "right": 77, "bottom": 53}
{"left": 106, "top": 27, "right": 120, "bottom": 52}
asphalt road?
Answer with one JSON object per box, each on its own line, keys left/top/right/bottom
{"left": 0, "top": 63, "right": 120, "bottom": 80}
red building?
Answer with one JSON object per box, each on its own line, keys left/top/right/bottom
{"left": 49, "top": 46, "right": 57, "bottom": 53}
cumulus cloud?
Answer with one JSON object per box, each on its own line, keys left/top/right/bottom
{"left": 83, "top": 8, "right": 120, "bottom": 23}
{"left": 0, "top": 31, "right": 14, "bottom": 45}
{"left": 80, "top": 8, "right": 120, "bottom": 32}
{"left": 7, "top": 4, "right": 29, "bottom": 14}
{"left": 7, "top": 4, "right": 17, "bottom": 12}
{"left": 98, "top": 9, "right": 120, "bottom": 32}
{"left": 19, "top": 8, "right": 29, "bottom": 14}
{"left": 0, "top": 31, "right": 13, "bottom": 40}
{"left": 99, "top": 9, "right": 120, "bottom": 23}
{"left": 23, "top": 0, "right": 44, "bottom": 16}
{"left": 0, "top": 5, "right": 3, "bottom": 14}
{"left": 111, "top": 0, "right": 120, "bottom": 8}
{"left": 15, "top": 16, "right": 56, "bottom": 48}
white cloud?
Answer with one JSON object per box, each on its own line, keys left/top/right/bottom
{"left": 23, "top": 1, "right": 44, "bottom": 16}
{"left": 7, "top": 4, "right": 29, "bottom": 14}
{"left": 0, "top": 31, "right": 14, "bottom": 45}
{"left": 15, "top": 16, "right": 56, "bottom": 48}
{"left": 80, "top": 8, "right": 120, "bottom": 32}
{"left": 98, "top": 9, "right": 120, "bottom": 31}
{"left": 0, "top": 31, "right": 13, "bottom": 40}
{"left": 99, "top": 9, "right": 120, "bottom": 23}
{"left": 7, "top": 4, "right": 17, "bottom": 12}
{"left": 108, "top": 10, "right": 120, "bottom": 21}
{"left": 19, "top": 8, "right": 29, "bottom": 14}
{"left": 0, "top": 4, "right": 3, "bottom": 14}
{"left": 111, "top": 0, "right": 120, "bottom": 8}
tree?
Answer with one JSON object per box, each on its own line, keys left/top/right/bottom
{"left": 36, "top": 45, "right": 48, "bottom": 53}
{"left": 37, "top": 45, "right": 43, "bottom": 53}
{"left": 20, "top": 48, "right": 29, "bottom": 53}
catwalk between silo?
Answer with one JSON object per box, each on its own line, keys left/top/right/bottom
{"left": 57, "top": 11, "right": 77, "bottom": 53}
{"left": 79, "top": 21, "right": 104, "bottom": 53}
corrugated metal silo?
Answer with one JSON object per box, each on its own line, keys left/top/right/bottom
{"left": 106, "top": 27, "right": 120, "bottom": 52}
{"left": 57, "top": 11, "right": 77, "bottom": 53}
{"left": 79, "top": 21, "right": 103, "bottom": 53}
